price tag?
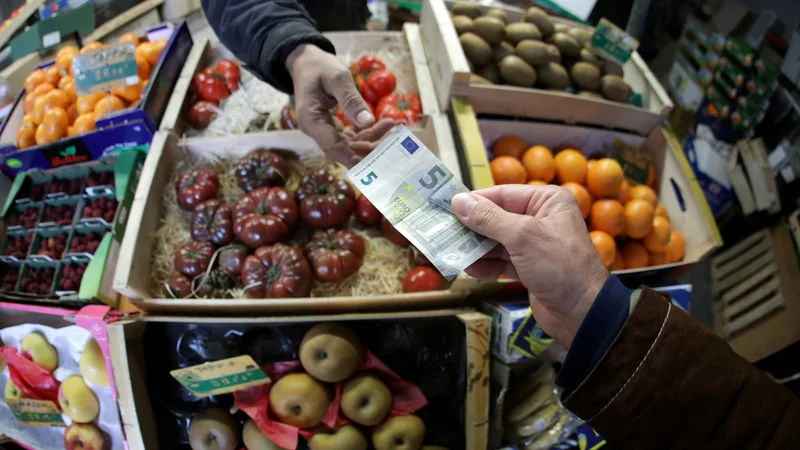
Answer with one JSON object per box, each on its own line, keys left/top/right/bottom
{"left": 610, "top": 138, "right": 651, "bottom": 185}
{"left": 73, "top": 43, "right": 140, "bottom": 96}
{"left": 170, "top": 355, "right": 270, "bottom": 397}
{"left": 6, "top": 399, "right": 65, "bottom": 427}
{"left": 590, "top": 18, "right": 639, "bottom": 66}
{"left": 42, "top": 31, "right": 61, "bottom": 49}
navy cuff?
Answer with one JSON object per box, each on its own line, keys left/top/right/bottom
{"left": 555, "top": 275, "right": 632, "bottom": 398}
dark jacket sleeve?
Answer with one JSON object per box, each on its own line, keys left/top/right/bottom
{"left": 200, "top": 0, "right": 336, "bottom": 94}
{"left": 562, "top": 287, "right": 800, "bottom": 449}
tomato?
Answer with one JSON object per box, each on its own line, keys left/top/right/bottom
{"left": 356, "top": 194, "right": 381, "bottom": 225}
{"left": 168, "top": 274, "right": 192, "bottom": 298}
{"left": 280, "top": 103, "right": 297, "bottom": 129}
{"left": 233, "top": 187, "right": 298, "bottom": 248}
{"left": 335, "top": 103, "right": 374, "bottom": 128}
{"left": 381, "top": 217, "right": 410, "bottom": 247}
{"left": 193, "top": 70, "right": 230, "bottom": 102}
{"left": 376, "top": 93, "right": 422, "bottom": 124}
{"left": 175, "top": 169, "right": 219, "bottom": 211}
{"left": 295, "top": 169, "right": 356, "bottom": 229}
{"left": 218, "top": 245, "right": 249, "bottom": 277}
{"left": 188, "top": 101, "right": 217, "bottom": 130}
{"left": 350, "top": 55, "right": 386, "bottom": 78}
{"left": 174, "top": 241, "right": 215, "bottom": 277}
{"left": 196, "top": 268, "right": 234, "bottom": 298}
{"left": 215, "top": 59, "right": 240, "bottom": 91}
{"left": 403, "top": 266, "right": 441, "bottom": 293}
{"left": 303, "top": 229, "right": 366, "bottom": 282}
{"left": 191, "top": 199, "right": 234, "bottom": 247}
{"left": 360, "top": 70, "right": 396, "bottom": 105}
{"left": 234, "top": 149, "right": 290, "bottom": 192}
{"left": 241, "top": 243, "right": 312, "bottom": 298}
{"left": 378, "top": 105, "right": 410, "bottom": 125}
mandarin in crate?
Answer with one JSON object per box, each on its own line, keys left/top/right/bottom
{"left": 24, "top": 69, "right": 46, "bottom": 93}
{"left": 67, "top": 104, "right": 79, "bottom": 123}
{"left": 56, "top": 45, "right": 79, "bottom": 59}
{"left": 562, "top": 182, "right": 591, "bottom": 219}
{"left": 554, "top": 149, "right": 588, "bottom": 184}
{"left": 492, "top": 135, "right": 527, "bottom": 159}
{"left": 624, "top": 199, "right": 655, "bottom": 239}
{"left": 16, "top": 127, "right": 35, "bottom": 148}
{"left": 587, "top": 158, "right": 624, "bottom": 198}
{"left": 119, "top": 32, "right": 139, "bottom": 45}
{"left": 94, "top": 95, "right": 125, "bottom": 118}
{"left": 587, "top": 159, "right": 597, "bottom": 171}
{"left": 136, "top": 54, "right": 151, "bottom": 80}
{"left": 56, "top": 50, "right": 77, "bottom": 75}
{"left": 32, "top": 96, "right": 47, "bottom": 124}
{"left": 72, "top": 114, "right": 96, "bottom": 135}
{"left": 527, "top": 180, "right": 547, "bottom": 186}
{"left": 23, "top": 93, "right": 36, "bottom": 113}
{"left": 135, "top": 42, "right": 151, "bottom": 62}
{"left": 61, "top": 79, "right": 77, "bottom": 102}
{"left": 655, "top": 204, "right": 669, "bottom": 220}
{"left": 490, "top": 156, "right": 526, "bottom": 184}
{"left": 611, "top": 253, "right": 624, "bottom": 271}
{"left": 80, "top": 42, "right": 103, "bottom": 54}
{"left": 643, "top": 216, "right": 671, "bottom": 253}
{"left": 649, "top": 251, "right": 667, "bottom": 266}
{"left": 31, "top": 81, "right": 54, "bottom": 98}
{"left": 34, "top": 124, "right": 49, "bottom": 145}
{"left": 521, "top": 145, "right": 555, "bottom": 182}
{"left": 45, "top": 66, "right": 61, "bottom": 85}
{"left": 76, "top": 92, "right": 105, "bottom": 115}
{"left": 617, "top": 180, "right": 632, "bottom": 204}
{"left": 630, "top": 184, "right": 657, "bottom": 207}
{"left": 147, "top": 39, "right": 167, "bottom": 65}
{"left": 111, "top": 83, "right": 143, "bottom": 103}
{"left": 589, "top": 230, "right": 616, "bottom": 268}
{"left": 43, "top": 89, "right": 70, "bottom": 111}
{"left": 621, "top": 241, "right": 649, "bottom": 269}
{"left": 590, "top": 199, "right": 625, "bottom": 237}
{"left": 40, "top": 108, "right": 68, "bottom": 142}
{"left": 666, "top": 230, "right": 685, "bottom": 263}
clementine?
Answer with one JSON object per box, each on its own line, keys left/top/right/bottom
{"left": 621, "top": 241, "right": 649, "bottom": 269}
{"left": 135, "top": 43, "right": 152, "bottom": 64}
{"left": 45, "top": 66, "right": 61, "bottom": 86}
{"left": 521, "top": 145, "right": 555, "bottom": 182}
{"left": 665, "top": 230, "right": 685, "bottom": 263}
{"left": 643, "top": 216, "right": 671, "bottom": 253}
{"left": 31, "top": 82, "right": 55, "bottom": 98}
{"left": 32, "top": 97, "right": 47, "bottom": 125}
{"left": 586, "top": 158, "right": 624, "bottom": 198}
{"left": 554, "top": 149, "right": 588, "bottom": 184}
{"left": 492, "top": 135, "right": 527, "bottom": 159}
{"left": 136, "top": 55, "right": 151, "bottom": 80}
{"left": 630, "top": 185, "right": 657, "bottom": 207}
{"left": 40, "top": 107, "right": 68, "bottom": 142}
{"left": 648, "top": 251, "right": 668, "bottom": 266}
{"left": 67, "top": 104, "right": 79, "bottom": 124}
{"left": 111, "top": 83, "right": 143, "bottom": 103}
{"left": 72, "top": 113, "right": 97, "bottom": 135}
{"left": 42, "top": 90, "right": 70, "bottom": 112}
{"left": 56, "top": 51, "right": 76, "bottom": 76}
{"left": 587, "top": 159, "right": 597, "bottom": 171}
{"left": 527, "top": 180, "right": 547, "bottom": 186}
{"left": 617, "top": 179, "right": 632, "bottom": 204}
{"left": 610, "top": 253, "right": 625, "bottom": 271}
{"left": 80, "top": 42, "right": 104, "bottom": 54}
{"left": 76, "top": 92, "right": 105, "bottom": 115}
{"left": 23, "top": 93, "right": 36, "bottom": 113}
{"left": 94, "top": 95, "right": 126, "bottom": 118}
{"left": 119, "top": 32, "right": 139, "bottom": 45}
{"left": 654, "top": 204, "right": 669, "bottom": 221}
{"left": 624, "top": 199, "right": 655, "bottom": 239}
{"left": 56, "top": 45, "right": 79, "bottom": 60}
{"left": 16, "top": 127, "right": 35, "bottom": 149}
{"left": 34, "top": 124, "right": 48, "bottom": 145}
{"left": 147, "top": 39, "right": 168, "bottom": 65}
{"left": 562, "top": 182, "right": 591, "bottom": 219}
{"left": 590, "top": 199, "right": 625, "bottom": 237}
{"left": 490, "top": 156, "right": 526, "bottom": 184}
{"left": 24, "top": 70, "right": 47, "bottom": 93}
{"left": 589, "top": 230, "right": 616, "bottom": 269}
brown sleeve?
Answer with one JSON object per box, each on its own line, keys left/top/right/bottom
{"left": 562, "top": 287, "right": 800, "bottom": 449}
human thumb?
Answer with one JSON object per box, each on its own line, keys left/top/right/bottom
{"left": 452, "top": 193, "right": 519, "bottom": 243}
{"left": 329, "top": 71, "right": 375, "bottom": 128}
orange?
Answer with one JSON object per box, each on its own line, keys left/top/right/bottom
{"left": 490, "top": 156, "right": 526, "bottom": 185}
{"left": 666, "top": 230, "right": 685, "bottom": 263}
{"left": 647, "top": 164, "right": 656, "bottom": 186}
{"left": 589, "top": 230, "right": 616, "bottom": 269}
{"left": 56, "top": 51, "right": 76, "bottom": 76}
{"left": 621, "top": 241, "right": 649, "bottom": 269}
{"left": 42, "top": 89, "right": 70, "bottom": 111}
{"left": 527, "top": 180, "right": 547, "bottom": 186}
{"left": 587, "top": 159, "right": 597, "bottom": 171}
{"left": 624, "top": 199, "right": 655, "bottom": 239}
{"left": 20, "top": 114, "right": 35, "bottom": 131}
{"left": 610, "top": 253, "right": 625, "bottom": 271}
{"left": 40, "top": 107, "right": 68, "bottom": 142}
{"left": 111, "top": 83, "right": 143, "bottom": 103}
{"left": 554, "top": 149, "right": 588, "bottom": 184}
{"left": 45, "top": 66, "right": 61, "bottom": 85}
{"left": 136, "top": 55, "right": 151, "bottom": 81}
{"left": 56, "top": 45, "right": 78, "bottom": 59}
{"left": 67, "top": 104, "right": 79, "bottom": 124}
{"left": 34, "top": 124, "right": 48, "bottom": 145}
{"left": 23, "top": 93, "right": 36, "bottom": 113}
{"left": 16, "top": 127, "right": 35, "bottom": 148}
{"left": 562, "top": 182, "right": 591, "bottom": 219}
{"left": 119, "top": 32, "right": 139, "bottom": 45}
{"left": 147, "top": 39, "right": 168, "bottom": 65}
{"left": 521, "top": 145, "right": 555, "bottom": 182}
{"left": 654, "top": 204, "right": 669, "bottom": 221}
{"left": 135, "top": 43, "right": 152, "bottom": 63}
{"left": 94, "top": 95, "right": 126, "bottom": 118}
{"left": 590, "top": 199, "right": 625, "bottom": 237}
{"left": 648, "top": 251, "right": 668, "bottom": 266}
{"left": 617, "top": 180, "right": 632, "bottom": 204}
{"left": 43, "top": 106, "right": 69, "bottom": 130}
{"left": 492, "top": 135, "right": 527, "bottom": 159}
{"left": 24, "top": 69, "right": 47, "bottom": 93}
{"left": 76, "top": 92, "right": 105, "bottom": 115}
{"left": 60, "top": 79, "right": 76, "bottom": 102}
{"left": 630, "top": 185, "right": 657, "bottom": 207}
{"left": 586, "top": 158, "right": 624, "bottom": 198}
{"left": 643, "top": 216, "right": 671, "bottom": 253}
{"left": 32, "top": 97, "right": 47, "bottom": 125}
{"left": 72, "top": 113, "right": 96, "bottom": 135}
{"left": 31, "top": 82, "right": 55, "bottom": 98}
{"left": 66, "top": 126, "right": 75, "bottom": 137}
{"left": 80, "top": 41, "right": 104, "bottom": 54}
{"left": 57, "top": 76, "right": 72, "bottom": 90}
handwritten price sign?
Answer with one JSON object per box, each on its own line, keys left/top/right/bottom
{"left": 170, "top": 355, "right": 271, "bottom": 397}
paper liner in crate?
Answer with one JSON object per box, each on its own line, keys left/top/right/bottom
{"left": 234, "top": 349, "right": 428, "bottom": 449}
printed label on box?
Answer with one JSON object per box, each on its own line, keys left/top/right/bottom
{"left": 170, "top": 355, "right": 271, "bottom": 397}
{"left": 510, "top": 309, "right": 553, "bottom": 358}
{"left": 610, "top": 139, "right": 651, "bottom": 185}
{"left": 7, "top": 399, "right": 65, "bottom": 427}
{"left": 590, "top": 18, "right": 639, "bottom": 66}
{"left": 42, "top": 31, "right": 61, "bottom": 49}
{"left": 73, "top": 43, "right": 140, "bottom": 96}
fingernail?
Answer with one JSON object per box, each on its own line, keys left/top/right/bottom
{"left": 356, "top": 109, "right": 374, "bottom": 127}
{"left": 452, "top": 193, "right": 477, "bottom": 217}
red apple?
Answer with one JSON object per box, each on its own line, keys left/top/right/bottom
{"left": 64, "top": 422, "right": 107, "bottom": 450}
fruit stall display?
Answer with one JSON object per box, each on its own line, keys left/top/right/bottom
{"left": 0, "top": 303, "right": 127, "bottom": 450}
{"left": 419, "top": 0, "right": 672, "bottom": 135}
{"left": 107, "top": 309, "right": 490, "bottom": 450}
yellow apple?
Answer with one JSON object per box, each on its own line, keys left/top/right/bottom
{"left": 79, "top": 338, "right": 108, "bottom": 386}
{"left": 372, "top": 414, "right": 425, "bottom": 450}
{"left": 5, "top": 379, "right": 25, "bottom": 400}
{"left": 21, "top": 332, "right": 58, "bottom": 372}
{"left": 309, "top": 425, "right": 368, "bottom": 450}
{"left": 340, "top": 373, "right": 392, "bottom": 426}
{"left": 58, "top": 376, "right": 99, "bottom": 423}
{"left": 189, "top": 407, "right": 239, "bottom": 450}
{"left": 242, "top": 419, "right": 286, "bottom": 450}
{"left": 299, "top": 323, "right": 363, "bottom": 383}
{"left": 269, "top": 372, "right": 331, "bottom": 428}
{"left": 64, "top": 422, "right": 106, "bottom": 450}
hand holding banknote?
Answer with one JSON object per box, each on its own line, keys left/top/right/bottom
{"left": 452, "top": 185, "right": 609, "bottom": 348}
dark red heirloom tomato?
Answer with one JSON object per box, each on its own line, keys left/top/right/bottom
{"left": 241, "top": 243, "right": 312, "bottom": 298}
{"left": 174, "top": 241, "right": 215, "bottom": 277}
{"left": 355, "top": 194, "right": 381, "bottom": 225}
{"left": 403, "top": 266, "right": 441, "bottom": 293}
{"left": 295, "top": 169, "right": 356, "bottom": 229}
{"left": 168, "top": 274, "right": 193, "bottom": 298}
{"left": 234, "top": 149, "right": 290, "bottom": 192}
{"left": 196, "top": 269, "right": 234, "bottom": 298}
{"left": 376, "top": 93, "right": 422, "bottom": 125}
{"left": 304, "top": 229, "right": 366, "bottom": 282}
{"left": 233, "top": 187, "right": 298, "bottom": 248}
{"left": 191, "top": 199, "right": 233, "bottom": 247}
{"left": 188, "top": 101, "right": 217, "bottom": 130}
{"left": 381, "top": 217, "right": 410, "bottom": 247}
{"left": 215, "top": 59, "right": 240, "bottom": 91}
{"left": 218, "top": 245, "right": 249, "bottom": 277}
{"left": 175, "top": 169, "right": 219, "bottom": 211}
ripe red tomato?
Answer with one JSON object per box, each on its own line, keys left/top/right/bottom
{"left": 241, "top": 243, "right": 312, "bottom": 298}
{"left": 168, "top": 274, "right": 192, "bottom": 298}
{"left": 360, "top": 70, "right": 396, "bottom": 105}
{"left": 351, "top": 54, "right": 386, "bottom": 77}
{"left": 380, "top": 217, "right": 410, "bottom": 247}
{"left": 195, "top": 73, "right": 230, "bottom": 102}
{"left": 403, "top": 266, "right": 442, "bottom": 293}
{"left": 191, "top": 67, "right": 213, "bottom": 96}
{"left": 188, "top": 101, "right": 217, "bottom": 130}
{"left": 174, "top": 241, "right": 215, "bottom": 277}
{"left": 356, "top": 195, "right": 381, "bottom": 225}
{"left": 175, "top": 169, "right": 219, "bottom": 211}
{"left": 378, "top": 106, "right": 410, "bottom": 125}
{"left": 303, "top": 229, "right": 366, "bottom": 282}
{"left": 215, "top": 59, "right": 240, "bottom": 91}
{"left": 376, "top": 93, "right": 422, "bottom": 124}
{"left": 295, "top": 169, "right": 356, "bottom": 229}
{"left": 191, "top": 199, "right": 233, "bottom": 246}
{"left": 218, "top": 245, "right": 249, "bottom": 277}
{"left": 233, "top": 187, "right": 298, "bottom": 248}
{"left": 234, "top": 149, "right": 290, "bottom": 192}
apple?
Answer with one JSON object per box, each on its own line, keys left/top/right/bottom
{"left": 79, "top": 337, "right": 109, "bottom": 386}
{"left": 189, "top": 407, "right": 239, "bottom": 450}
{"left": 269, "top": 372, "right": 331, "bottom": 428}
{"left": 21, "top": 331, "right": 58, "bottom": 372}
{"left": 309, "top": 425, "right": 368, "bottom": 450}
{"left": 340, "top": 373, "right": 392, "bottom": 426}
{"left": 58, "top": 376, "right": 100, "bottom": 423}
{"left": 64, "top": 422, "right": 107, "bottom": 450}
{"left": 372, "top": 414, "right": 425, "bottom": 450}
{"left": 5, "top": 379, "right": 25, "bottom": 400}
{"left": 299, "top": 323, "right": 363, "bottom": 383}
{"left": 242, "top": 419, "right": 286, "bottom": 450}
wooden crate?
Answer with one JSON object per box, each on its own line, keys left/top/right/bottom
{"left": 419, "top": 0, "right": 673, "bottom": 136}
{"left": 108, "top": 309, "right": 490, "bottom": 450}
{"left": 712, "top": 223, "right": 800, "bottom": 362}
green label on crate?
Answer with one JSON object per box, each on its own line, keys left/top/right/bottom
{"left": 170, "top": 355, "right": 270, "bottom": 397}
{"left": 610, "top": 139, "right": 651, "bottom": 185}
{"left": 73, "top": 43, "right": 139, "bottom": 96}
{"left": 590, "top": 18, "right": 639, "bottom": 65}
{"left": 7, "top": 399, "right": 65, "bottom": 427}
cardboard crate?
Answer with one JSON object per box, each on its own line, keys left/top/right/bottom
{"left": 419, "top": 0, "right": 673, "bottom": 135}
{"left": 107, "top": 309, "right": 490, "bottom": 450}
{"left": 0, "top": 22, "right": 193, "bottom": 176}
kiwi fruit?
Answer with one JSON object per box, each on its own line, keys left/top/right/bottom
{"left": 570, "top": 62, "right": 601, "bottom": 91}
{"left": 567, "top": 28, "right": 593, "bottom": 45}
{"left": 600, "top": 75, "right": 632, "bottom": 102}
{"left": 499, "top": 56, "right": 536, "bottom": 87}
{"left": 546, "top": 44, "right": 561, "bottom": 63}
{"left": 602, "top": 60, "right": 624, "bottom": 77}
{"left": 472, "top": 17, "right": 505, "bottom": 45}
{"left": 554, "top": 23, "right": 569, "bottom": 34}
{"left": 479, "top": 64, "right": 501, "bottom": 84}
{"left": 471, "top": 74, "right": 494, "bottom": 85}
{"left": 523, "top": 7, "right": 555, "bottom": 39}
{"left": 486, "top": 8, "right": 508, "bottom": 24}
{"left": 451, "top": 2, "right": 481, "bottom": 19}
{"left": 460, "top": 32, "right": 493, "bottom": 67}
{"left": 515, "top": 40, "right": 550, "bottom": 67}
{"left": 578, "top": 90, "right": 604, "bottom": 99}
{"left": 537, "top": 62, "right": 569, "bottom": 89}
{"left": 578, "top": 48, "right": 600, "bottom": 67}
{"left": 505, "top": 22, "right": 541, "bottom": 45}
{"left": 493, "top": 41, "right": 515, "bottom": 63}
{"left": 453, "top": 15, "right": 473, "bottom": 35}
{"left": 551, "top": 32, "right": 581, "bottom": 58}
